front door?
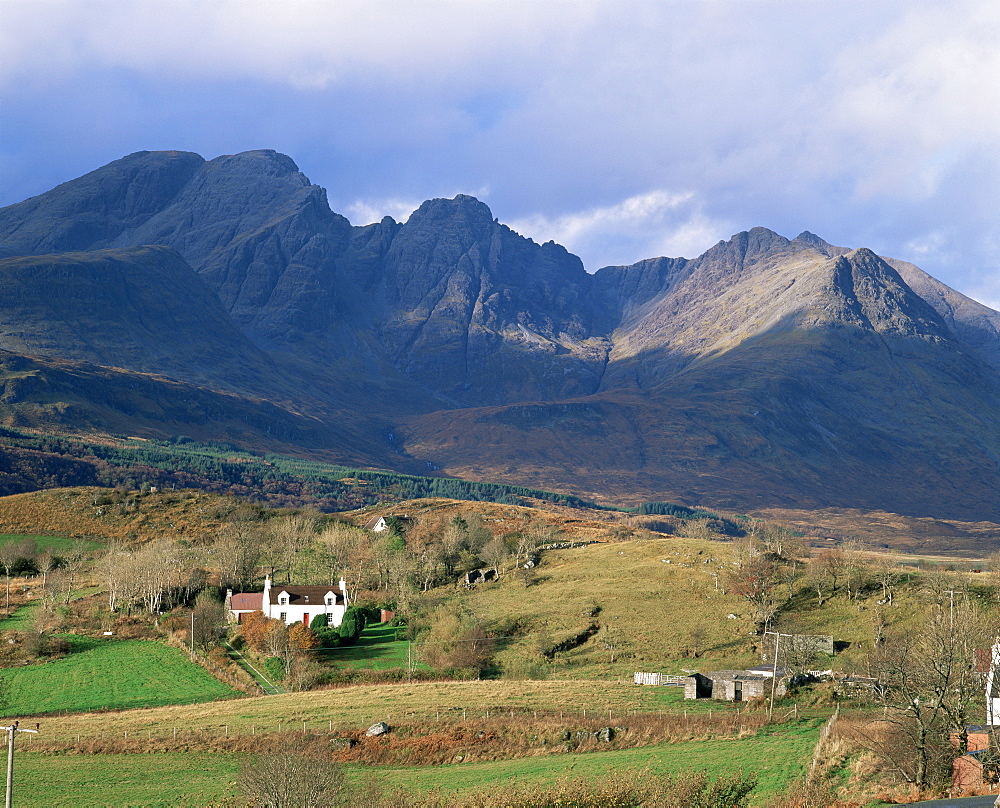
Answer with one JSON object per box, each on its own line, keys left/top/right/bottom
{"left": 303, "top": 613, "right": 309, "bottom": 626}
{"left": 734, "top": 681, "right": 743, "bottom": 702}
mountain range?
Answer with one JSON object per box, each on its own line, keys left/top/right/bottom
{"left": 1, "top": 149, "right": 998, "bottom": 521}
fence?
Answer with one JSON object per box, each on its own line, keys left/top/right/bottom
{"left": 809, "top": 705, "right": 840, "bottom": 776}
{"left": 633, "top": 672, "right": 688, "bottom": 686}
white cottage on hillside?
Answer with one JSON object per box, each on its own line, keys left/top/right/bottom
{"left": 226, "top": 575, "right": 349, "bottom": 628}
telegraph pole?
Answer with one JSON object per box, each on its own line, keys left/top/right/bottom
{"left": 763, "top": 631, "right": 794, "bottom": 723}
{"left": 944, "top": 589, "right": 958, "bottom": 629}
{"left": 1, "top": 721, "right": 39, "bottom": 808}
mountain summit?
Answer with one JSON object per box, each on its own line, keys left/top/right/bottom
{"left": 1, "top": 150, "right": 998, "bottom": 520}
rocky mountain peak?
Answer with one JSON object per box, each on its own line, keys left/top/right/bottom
{"left": 405, "top": 194, "right": 497, "bottom": 231}
{"left": 216, "top": 149, "right": 303, "bottom": 177}
{"left": 0, "top": 150, "right": 205, "bottom": 254}
{"left": 821, "top": 248, "right": 950, "bottom": 338}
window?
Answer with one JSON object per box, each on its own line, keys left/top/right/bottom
{"left": 279, "top": 596, "right": 288, "bottom": 605}
{"left": 326, "top": 597, "right": 333, "bottom": 605}
{"left": 279, "top": 612, "right": 287, "bottom": 622}
{"left": 327, "top": 614, "right": 335, "bottom": 625}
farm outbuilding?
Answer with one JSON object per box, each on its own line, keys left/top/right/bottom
{"left": 684, "top": 670, "right": 788, "bottom": 702}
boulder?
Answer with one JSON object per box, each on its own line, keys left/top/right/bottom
{"left": 365, "top": 721, "right": 390, "bottom": 737}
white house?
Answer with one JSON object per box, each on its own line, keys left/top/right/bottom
{"left": 226, "top": 575, "right": 349, "bottom": 628}
{"left": 363, "top": 515, "right": 391, "bottom": 533}
{"left": 362, "top": 514, "right": 412, "bottom": 533}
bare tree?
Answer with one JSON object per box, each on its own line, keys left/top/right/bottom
{"left": 418, "top": 606, "right": 495, "bottom": 676}
{"left": 35, "top": 551, "right": 55, "bottom": 593}
{"left": 216, "top": 522, "right": 263, "bottom": 592}
{"left": 269, "top": 513, "right": 318, "bottom": 582}
{"left": 841, "top": 540, "right": 871, "bottom": 601}
{"left": 870, "top": 555, "right": 900, "bottom": 605}
{"left": 601, "top": 618, "right": 627, "bottom": 663}
{"left": 59, "top": 541, "right": 89, "bottom": 604}
{"left": 239, "top": 738, "right": 345, "bottom": 807}
{"left": 0, "top": 542, "right": 19, "bottom": 614}
{"left": 816, "top": 548, "right": 846, "bottom": 595}
{"left": 804, "top": 556, "right": 835, "bottom": 607}
{"left": 863, "top": 603, "right": 994, "bottom": 789}
{"left": 191, "top": 589, "right": 226, "bottom": 653}
{"left": 481, "top": 537, "right": 511, "bottom": 577}
{"left": 102, "top": 541, "right": 140, "bottom": 612}
{"left": 726, "top": 553, "right": 781, "bottom": 632}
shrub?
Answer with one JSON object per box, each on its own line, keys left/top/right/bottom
{"left": 263, "top": 656, "right": 285, "bottom": 682}
{"left": 239, "top": 737, "right": 345, "bottom": 807}
{"left": 314, "top": 627, "right": 339, "bottom": 649}
{"left": 337, "top": 607, "right": 366, "bottom": 646}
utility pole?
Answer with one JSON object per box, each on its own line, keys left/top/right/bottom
{"left": 1, "top": 721, "right": 39, "bottom": 808}
{"left": 944, "top": 589, "right": 958, "bottom": 629}
{"left": 764, "top": 631, "right": 794, "bottom": 723}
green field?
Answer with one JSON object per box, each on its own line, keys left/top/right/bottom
{"left": 0, "top": 601, "right": 40, "bottom": 630}
{"left": 0, "top": 637, "right": 240, "bottom": 716}
{"left": 9, "top": 720, "right": 820, "bottom": 806}
{"left": 322, "top": 622, "right": 421, "bottom": 670}
{"left": 12, "top": 752, "right": 240, "bottom": 807}
{"left": 0, "top": 533, "right": 103, "bottom": 552}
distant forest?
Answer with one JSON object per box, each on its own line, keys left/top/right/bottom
{"left": 0, "top": 427, "right": 718, "bottom": 521}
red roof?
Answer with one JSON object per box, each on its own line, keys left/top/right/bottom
{"left": 230, "top": 593, "right": 263, "bottom": 611}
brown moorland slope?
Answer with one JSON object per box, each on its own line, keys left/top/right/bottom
{"left": 0, "top": 487, "right": 246, "bottom": 545}
{"left": 755, "top": 506, "right": 1000, "bottom": 558}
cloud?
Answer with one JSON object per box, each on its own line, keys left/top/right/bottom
{"left": 2, "top": 0, "right": 999, "bottom": 306}
{"left": 343, "top": 198, "right": 423, "bottom": 227}
{"left": 509, "top": 191, "right": 733, "bottom": 270}
{"left": 0, "top": 0, "right": 561, "bottom": 90}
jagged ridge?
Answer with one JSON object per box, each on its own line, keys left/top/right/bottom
{"left": 1, "top": 149, "right": 998, "bottom": 521}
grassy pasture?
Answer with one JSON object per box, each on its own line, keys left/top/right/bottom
{"left": 0, "top": 601, "right": 40, "bottom": 630}
{"left": 12, "top": 752, "right": 239, "bottom": 807}
{"left": 0, "top": 533, "right": 103, "bottom": 553}
{"left": 448, "top": 535, "right": 971, "bottom": 680}
{"left": 10, "top": 720, "right": 820, "bottom": 806}
{"left": 0, "top": 637, "right": 240, "bottom": 717}
{"left": 34, "top": 678, "right": 775, "bottom": 744}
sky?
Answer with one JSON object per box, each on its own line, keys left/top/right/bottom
{"left": 2, "top": 0, "right": 998, "bottom": 308}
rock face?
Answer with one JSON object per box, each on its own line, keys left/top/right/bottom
{"left": 1, "top": 149, "right": 999, "bottom": 521}
{"left": 0, "top": 246, "right": 276, "bottom": 393}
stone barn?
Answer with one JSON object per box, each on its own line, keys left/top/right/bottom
{"left": 685, "top": 670, "right": 788, "bottom": 702}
